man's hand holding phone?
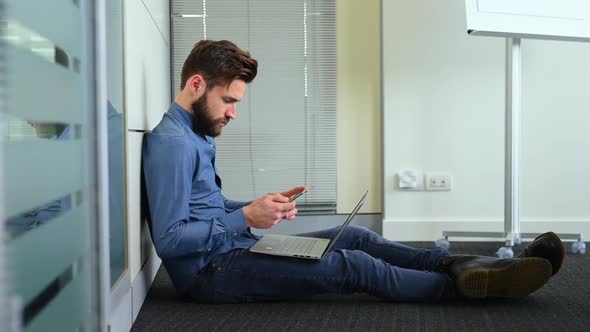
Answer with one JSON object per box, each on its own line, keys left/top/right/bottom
{"left": 243, "top": 187, "right": 308, "bottom": 229}
{"left": 282, "top": 186, "right": 307, "bottom": 221}
{"left": 281, "top": 186, "right": 309, "bottom": 202}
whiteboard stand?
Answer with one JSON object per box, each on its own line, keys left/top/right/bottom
{"left": 438, "top": 38, "right": 585, "bottom": 257}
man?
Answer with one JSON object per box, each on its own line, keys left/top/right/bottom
{"left": 143, "top": 40, "right": 565, "bottom": 303}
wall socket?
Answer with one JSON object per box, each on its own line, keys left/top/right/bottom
{"left": 425, "top": 172, "right": 452, "bottom": 191}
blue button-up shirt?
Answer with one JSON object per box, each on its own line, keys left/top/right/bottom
{"left": 143, "top": 102, "right": 258, "bottom": 294}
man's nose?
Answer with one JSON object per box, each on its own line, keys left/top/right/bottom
{"left": 226, "top": 105, "right": 237, "bottom": 119}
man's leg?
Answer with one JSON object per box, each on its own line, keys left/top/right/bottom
{"left": 296, "top": 225, "right": 449, "bottom": 271}
{"left": 295, "top": 226, "right": 554, "bottom": 299}
{"left": 189, "top": 247, "right": 456, "bottom": 304}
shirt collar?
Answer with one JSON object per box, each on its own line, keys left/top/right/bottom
{"left": 169, "top": 102, "right": 193, "bottom": 128}
{"left": 169, "top": 101, "right": 215, "bottom": 145}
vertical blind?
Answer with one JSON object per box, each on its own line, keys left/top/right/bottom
{"left": 171, "top": 0, "right": 337, "bottom": 212}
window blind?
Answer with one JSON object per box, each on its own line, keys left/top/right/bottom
{"left": 171, "top": 0, "right": 337, "bottom": 212}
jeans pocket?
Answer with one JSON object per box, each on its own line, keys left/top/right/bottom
{"left": 209, "top": 249, "right": 238, "bottom": 271}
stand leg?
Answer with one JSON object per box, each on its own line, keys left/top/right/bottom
{"left": 505, "top": 37, "right": 522, "bottom": 247}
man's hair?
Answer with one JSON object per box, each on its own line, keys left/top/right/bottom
{"left": 180, "top": 40, "right": 258, "bottom": 90}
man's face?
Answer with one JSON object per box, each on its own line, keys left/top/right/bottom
{"left": 191, "top": 79, "right": 246, "bottom": 137}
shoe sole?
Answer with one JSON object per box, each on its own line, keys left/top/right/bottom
{"left": 458, "top": 257, "right": 552, "bottom": 299}
{"left": 544, "top": 231, "right": 566, "bottom": 275}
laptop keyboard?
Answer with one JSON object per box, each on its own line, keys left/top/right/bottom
{"left": 282, "top": 238, "right": 317, "bottom": 255}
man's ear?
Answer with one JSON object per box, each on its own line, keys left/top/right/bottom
{"left": 187, "top": 74, "right": 207, "bottom": 98}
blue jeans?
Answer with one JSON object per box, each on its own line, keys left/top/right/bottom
{"left": 189, "top": 226, "right": 456, "bottom": 303}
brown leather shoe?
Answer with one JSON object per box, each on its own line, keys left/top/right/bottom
{"left": 439, "top": 255, "right": 552, "bottom": 299}
{"left": 517, "top": 232, "right": 565, "bottom": 276}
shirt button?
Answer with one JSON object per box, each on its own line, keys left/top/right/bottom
{"left": 207, "top": 248, "right": 211, "bottom": 252}
{"left": 233, "top": 233, "right": 237, "bottom": 236}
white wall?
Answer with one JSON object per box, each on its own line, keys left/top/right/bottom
{"left": 520, "top": 39, "right": 590, "bottom": 221}
{"left": 125, "top": 0, "right": 171, "bottom": 132}
{"left": 121, "top": 0, "right": 170, "bottom": 325}
{"left": 382, "top": 0, "right": 590, "bottom": 241}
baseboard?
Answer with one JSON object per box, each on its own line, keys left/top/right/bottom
{"left": 131, "top": 248, "right": 161, "bottom": 323}
{"left": 383, "top": 219, "right": 589, "bottom": 242}
{"left": 108, "top": 250, "right": 161, "bottom": 332}
{"left": 109, "top": 288, "right": 132, "bottom": 332}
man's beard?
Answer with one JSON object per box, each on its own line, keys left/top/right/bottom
{"left": 191, "top": 93, "right": 229, "bottom": 137}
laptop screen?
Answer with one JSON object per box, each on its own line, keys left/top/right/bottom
{"left": 323, "top": 190, "right": 368, "bottom": 254}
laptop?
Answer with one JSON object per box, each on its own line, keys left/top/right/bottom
{"left": 249, "top": 190, "right": 368, "bottom": 260}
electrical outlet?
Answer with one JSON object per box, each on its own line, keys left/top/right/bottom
{"left": 425, "top": 172, "right": 452, "bottom": 191}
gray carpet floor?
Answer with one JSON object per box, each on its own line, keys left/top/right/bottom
{"left": 132, "top": 242, "right": 590, "bottom": 331}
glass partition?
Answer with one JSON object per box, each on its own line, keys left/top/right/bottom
{"left": 1, "top": 0, "right": 97, "bottom": 330}
{"left": 106, "top": 0, "right": 127, "bottom": 288}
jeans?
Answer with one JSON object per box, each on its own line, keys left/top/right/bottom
{"left": 189, "top": 226, "right": 456, "bottom": 303}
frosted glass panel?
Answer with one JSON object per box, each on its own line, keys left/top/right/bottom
{"left": 4, "top": 140, "right": 82, "bottom": 217}
{"left": 8, "top": 206, "right": 86, "bottom": 304}
{"left": 5, "top": 45, "right": 83, "bottom": 123}
{"left": 6, "top": 0, "right": 83, "bottom": 58}
{"left": 1, "top": 0, "right": 95, "bottom": 330}
{"left": 27, "top": 263, "right": 88, "bottom": 332}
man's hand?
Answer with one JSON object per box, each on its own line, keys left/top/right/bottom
{"left": 242, "top": 193, "right": 298, "bottom": 229}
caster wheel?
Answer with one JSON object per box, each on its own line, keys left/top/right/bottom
{"left": 496, "top": 246, "right": 514, "bottom": 258}
{"left": 571, "top": 241, "right": 586, "bottom": 254}
{"left": 435, "top": 238, "right": 450, "bottom": 251}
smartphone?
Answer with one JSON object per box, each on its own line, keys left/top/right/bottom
{"left": 288, "top": 188, "right": 307, "bottom": 202}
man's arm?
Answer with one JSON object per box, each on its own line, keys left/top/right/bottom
{"left": 143, "top": 136, "right": 248, "bottom": 259}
